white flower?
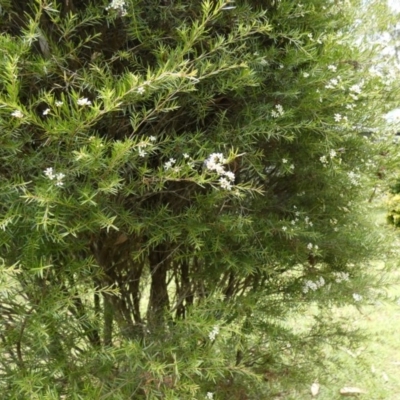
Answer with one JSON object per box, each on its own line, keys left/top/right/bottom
{"left": 307, "top": 243, "right": 313, "bottom": 250}
{"left": 106, "top": 0, "right": 127, "bottom": 16}
{"left": 204, "top": 152, "right": 235, "bottom": 190}
{"left": 320, "top": 155, "right": 327, "bottom": 164}
{"left": 329, "top": 149, "right": 337, "bottom": 158}
{"left": 164, "top": 158, "right": 176, "bottom": 170}
{"left": 219, "top": 177, "right": 232, "bottom": 191}
{"left": 137, "top": 86, "right": 145, "bottom": 94}
{"left": 290, "top": 164, "right": 294, "bottom": 170}
{"left": 204, "top": 153, "right": 226, "bottom": 171}
{"left": 43, "top": 108, "right": 51, "bottom": 116}
{"left": 349, "top": 93, "right": 358, "bottom": 101}
{"left": 44, "top": 167, "right": 55, "bottom": 180}
{"left": 55, "top": 172, "right": 65, "bottom": 187}
{"left": 325, "top": 78, "right": 339, "bottom": 89}
{"left": 55, "top": 100, "right": 63, "bottom": 107}
{"left": 183, "top": 153, "right": 190, "bottom": 159}
{"left": 272, "top": 104, "right": 285, "bottom": 118}
{"left": 77, "top": 97, "right": 92, "bottom": 106}
{"left": 276, "top": 104, "right": 283, "bottom": 113}
{"left": 138, "top": 148, "right": 147, "bottom": 157}
{"left": 333, "top": 271, "right": 349, "bottom": 283}
{"left": 282, "top": 226, "right": 287, "bottom": 231}
{"left": 350, "top": 84, "right": 362, "bottom": 94}
{"left": 347, "top": 171, "right": 360, "bottom": 186}
{"left": 303, "top": 280, "right": 318, "bottom": 293}
{"left": 223, "top": 171, "right": 235, "bottom": 182}
{"left": 328, "top": 64, "right": 337, "bottom": 72}
{"left": 206, "top": 392, "right": 214, "bottom": 400}
{"left": 353, "top": 293, "right": 363, "bottom": 302}
{"left": 303, "top": 72, "right": 310, "bottom": 78}
{"left": 334, "top": 113, "right": 342, "bottom": 122}
{"left": 45, "top": 168, "right": 65, "bottom": 187}
{"left": 282, "top": 158, "right": 288, "bottom": 164}
{"left": 11, "top": 110, "right": 24, "bottom": 118}
{"left": 208, "top": 326, "right": 219, "bottom": 341}
{"left": 149, "top": 136, "right": 157, "bottom": 142}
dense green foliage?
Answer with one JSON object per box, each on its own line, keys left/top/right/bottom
{"left": 0, "top": 0, "right": 398, "bottom": 398}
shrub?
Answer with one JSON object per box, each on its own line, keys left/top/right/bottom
{"left": 0, "top": 0, "right": 397, "bottom": 398}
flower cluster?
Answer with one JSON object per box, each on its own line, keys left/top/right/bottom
{"left": 105, "top": 0, "right": 127, "bottom": 16}
{"left": 304, "top": 216, "right": 313, "bottom": 227}
{"left": 204, "top": 153, "right": 235, "bottom": 191}
{"left": 325, "top": 77, "right": 339, "bottom": 89}
{"left": 205, "top": 393, "right": 214, "bottom": 400}
{"left": 77, "top": 97, "right": 92, "bottom": 106}
{"left": 347, "top": 170, "right": 361, "bottom": 186}
{"left": 333, "top": 271, "right": 349, "bottom": 283}
{"left": 320, "top": 149, "right": 338, "bottom": 166}
{"left": 349, "top": 83, "right": 362, "bottom": 100}
{"left": 164, "top": 158, "right": 177, "bottom": 171}
{"left": 271, "top": 104, "right": 284, "bottom": 118}
{"left": 44, "top": 167, "right": 65, "bottom": 187}
{"left": 137, "top": 137, "right": 157, "bottom": 158}
{"left": 208, "top": 326, "right": 219, "bottom": 341}
{"left": 303, "top": 277, "right": 325, "bottom": 293}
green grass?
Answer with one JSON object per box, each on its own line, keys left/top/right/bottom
{"left": 282, "top": 207, "right": 400, "bottom": 399}
{"left": 304, "top": 289, "right": 400, "bottom": 400}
